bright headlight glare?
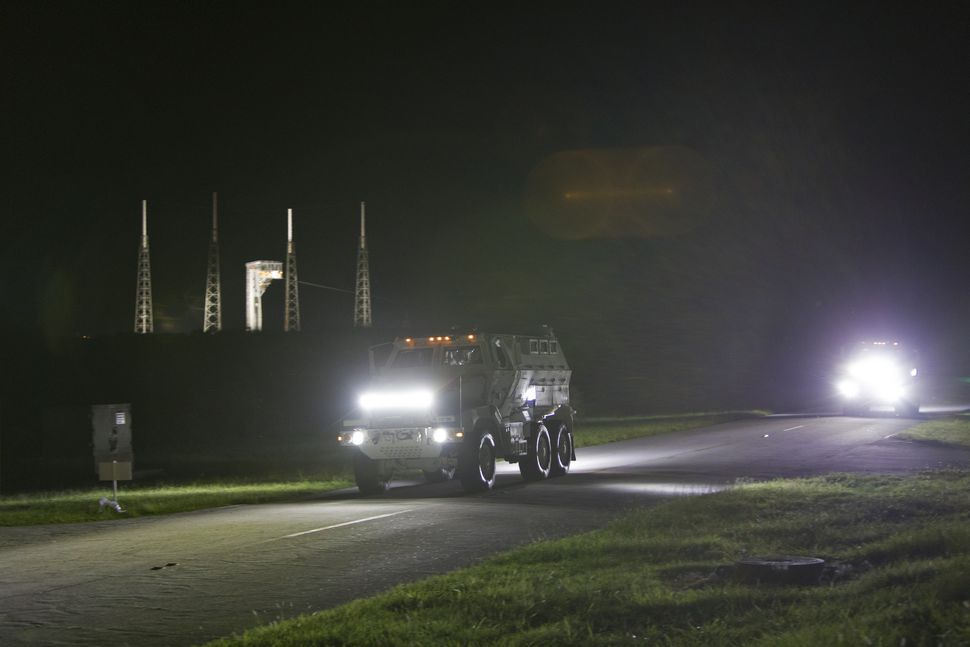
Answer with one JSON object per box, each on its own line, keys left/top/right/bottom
{"left": 358, "top": 389, "right": 434, "bottom": 411}
{"left": 351, "top": 430, "right": 365, "bottom": 446}
{"left": 838, "top": 380, "right": 859, "bottom": 398}
{"left": 432, "top": 427, "right": 448, "bottom": 443}
{"left": 847, "top": 357, "right": 900, "bottom": 383}
{"left": 877, "top": 384, "right": 905, "bottom": 402}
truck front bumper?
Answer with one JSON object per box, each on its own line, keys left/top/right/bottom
{"left": 338, "top": 426, "right": 465, "bottom": 461}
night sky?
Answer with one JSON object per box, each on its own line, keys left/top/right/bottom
{"left": 3, "top": 3, "right": 969, "bottom": 394}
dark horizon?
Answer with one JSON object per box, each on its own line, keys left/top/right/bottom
{"left": 3, "top": 3, "right": 969, "bottom": 377}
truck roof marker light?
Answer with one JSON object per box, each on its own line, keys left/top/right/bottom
{"left": 444, "top": 336, "right": 451, "bottom": 341}
{"left": 467, "top": 334, "right": 475, "bottom": 341}
{"left": 405, "top": 338, "right": 413, "bottom": 343}
{"left": 428, "top": 337, "right": 435, "bottom": 342}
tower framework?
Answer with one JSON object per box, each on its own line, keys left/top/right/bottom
{"left": 134, "top": 199, "right": 154, "bottom": 333}
{"left": 202, "top": 192, "right": 222, "bottom": 332}
{"left": 284, "top": 208, "right": 301, "bottom": 332}
{"left": 354, "top": 201, "right": 372, "bottom": 327}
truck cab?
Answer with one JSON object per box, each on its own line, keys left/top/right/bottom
{"left": 339, "top": 330, "right": 576, "bottom": 494}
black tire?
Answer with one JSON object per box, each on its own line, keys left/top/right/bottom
{"left": 354, "top": 453, "right": 389, "bottom": 495}
{"left": 423, "top": 466, "right": 456, "bottom": 483}
{"left": 843, "top": 404, "right": 867, "bottom": 417}
{"left": 896, "top": 401, "right": 920, "bottom": 418}
{"left": 518, "top": 423, "right": 552, "bottom": 481}
{"left": 549, "top": 421, "right": 572, "bottom": 477}
{"left": 458, "top": 430, "right": 497, "bottom": 492}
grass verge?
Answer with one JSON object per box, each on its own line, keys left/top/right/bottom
{"left": 209, "top": 470, "right": 970, "bottom": 646}
{"left": 3, "top": 412, "right": 763, "bottom": 526}
{"left": 897, "top": 415, "right": 970, "bottom": 449}
{"left": 575, "top": 410, "right": 768, "bottom": 448}
{"left": 0, "top": 477, "right": 353, "bottom": 526}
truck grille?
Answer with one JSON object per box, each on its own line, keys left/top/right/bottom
{"left": 369, "top": 427, "right": 432, "bottom": 459}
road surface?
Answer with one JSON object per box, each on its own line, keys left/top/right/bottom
{"left": 2, "top": 414, "right": 968, "bottom": 646}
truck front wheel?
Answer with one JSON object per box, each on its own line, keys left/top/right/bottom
{"left": 519, "top": 423, "right": 552, "bottom": 481}
{"left": 548, "top": 421, "right": 572, "bottom": 476}
{"left": 354, "top": 453, "right": 389, "bottom": 495}
{"left": 459, "top": 431, "right": 497, "bottom": 492}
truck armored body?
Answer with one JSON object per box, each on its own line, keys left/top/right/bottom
{"left": 339, "top": 330, "right": 576, "bottom": 494}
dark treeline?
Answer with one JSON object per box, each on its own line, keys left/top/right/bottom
{"left": 0, "top": 326, "right": 794, "bottom": 494}
{"left": 2, "top": 323, "right": 962, "bottom": 493}
{"left": 0, "top": 330, "right": 383, "bottom": 492}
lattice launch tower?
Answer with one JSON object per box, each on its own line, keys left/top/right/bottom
{"left": 134, "top": 199, "right": 154, "bottom": 333}
{"left": 202, "top": 192, "right": 222, "bottom": 332}
{"left": 284, "top": 208, "right": 301, "bottom": 332}
{"left": 353, "top": 201, "right": 372, "bottom": 327}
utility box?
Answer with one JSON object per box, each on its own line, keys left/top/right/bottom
{"left": 92, "top": 404, "right": 133, "bottom": 481}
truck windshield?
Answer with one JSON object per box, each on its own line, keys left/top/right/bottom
{"left": 391, "top": 348, "right": 434, "bottom": 368}
{"left": 442, "top": 346, "right": 482, "bottom": 366}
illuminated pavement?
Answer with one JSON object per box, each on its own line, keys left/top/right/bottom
{"left": 2, "top": 415, "right": 969, "bottom": 646}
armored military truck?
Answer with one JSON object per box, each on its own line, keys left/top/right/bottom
{"left": 339, "top": 330, "right": 576, "bottom": 494}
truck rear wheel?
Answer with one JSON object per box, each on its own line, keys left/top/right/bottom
{"left": 519, "top": 423, "right": 552, "bottom": 481}
{"left": 354, "top": 453, "right": 389, "bottom": 495}
{"left": 549, "top": 421, "right": 572, "bottom": 476}
{"left": 459, "top": 431, "right": 497, "bottom": 492}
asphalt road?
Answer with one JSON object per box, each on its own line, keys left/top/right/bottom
{"left": 2, "top": 414, "right": 969, "bottom": 646}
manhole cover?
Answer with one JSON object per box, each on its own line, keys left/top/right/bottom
{"left": 736, "top": 556, "right": 825, "bottom": 585}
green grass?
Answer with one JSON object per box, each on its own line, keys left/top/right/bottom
{"left": 208, "top": 470, "right": 970, "bottom": 646}
{"left": 575, "top": 410, "right": 768, "bottom": 448}
{"left": 3, "top": 412, "right": 761, "bottom": 527}
{"left": 0, "top": 477, "right": 353, "bottom": 526}
{"left": 898, "top": 415, "right": 970, "bottom": 449}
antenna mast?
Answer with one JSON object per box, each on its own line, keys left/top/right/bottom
{"left": 283, "top": 208, "right": 301, "bottom": 331}
{"left": 202, "top": 192, "right": 222, "bottom": 332}
{"left": 134, "top": 199, "right": 154, "bottom": 333}
{"left": 353, "top": 201, "right": 372, "bottom": 327}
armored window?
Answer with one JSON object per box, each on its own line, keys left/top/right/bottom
{"left": 529, "top": 339, "right": 539, "bottom": 354}
{"left": 539, "top": 340, "right": 549, "bottom": 354}
{"left": 392, "top": 348, "right": 434, "bottom": 368}
{"left": 492, "top": 340, "right": 511, "bottom": 369}
{"left": 442, "top": 346, "right": 483, "bottom": 366}
{"left": 549, "top": 340, "right": 558, "bottom": 354}
{"left": 114, "top": 411, "right": 126, "bottom": 425}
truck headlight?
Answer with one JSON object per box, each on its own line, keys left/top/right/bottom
{"left": 432, "top": 427, "right": 448, "bottom": 443}
{"left": 838, "top": 380, "right": 860, "bottom": 398}
{"left": 877, "top": 384, "right": 904, "bottom": 402}
{"left": 351, "top": 430, "right": 365, "bottom": 445}
{"left": 358, "top": 389, "right": 434, "bottom": 411}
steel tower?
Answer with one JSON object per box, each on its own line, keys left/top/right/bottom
{"left": 284, "top": 208, "right": 301, "bottom": 332}
{"left": 202, "top": 192, "right": 222, "bottom": 332}
{"left": 134, "top": 199, "right": 154, "bottom": 333}
{"left": 354, "top": 201, "right": 372, "bottom": 327}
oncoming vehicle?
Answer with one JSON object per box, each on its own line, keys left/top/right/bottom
{"left": 836, "top": 340, "right": 920, "bottom": 417}
{"left": 338, "top": 330, "right": 576, "bottom": 494}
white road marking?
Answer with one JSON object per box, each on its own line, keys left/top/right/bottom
{"left": 783, "top": 425, "right": 804, "bottom": 432}
{"left": 274, "top": 510, "right": 412, "bottom": 541}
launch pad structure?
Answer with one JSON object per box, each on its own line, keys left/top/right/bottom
{"left": 245, "top": 261, "right": 284, "bottom": 332}
{"left": 134, "top": 197, "right": 372, "bottom": 333}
